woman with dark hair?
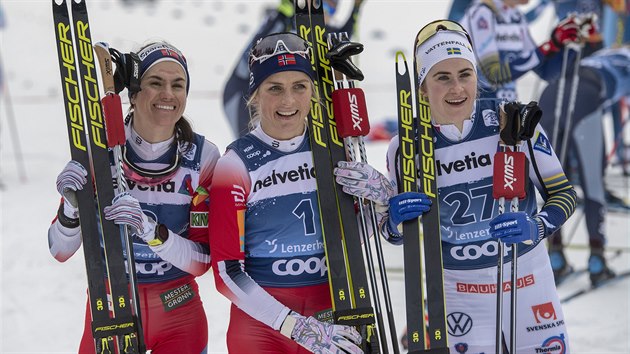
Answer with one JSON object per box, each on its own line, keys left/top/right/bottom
{"left": 48, "top": 41, "right": 220, "bottom": 353}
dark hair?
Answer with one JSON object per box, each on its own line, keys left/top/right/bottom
{"left": 125, "top": 40, "right": 194, "bottom": 153}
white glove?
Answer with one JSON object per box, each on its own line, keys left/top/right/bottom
{"left": 56, "top": 160, "right": 88, "bottom": 218}
{"left": 281, "top": 312, "right": 363, "bottom": 354}
{"left": 334, "top": 161, "right": 395, "bottom": 205}
{"left": 103, "top": 192, "right": 156, "bottom": 242}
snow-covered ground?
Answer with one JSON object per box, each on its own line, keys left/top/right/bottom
{"left": 0, "top": 1, "right": 628, "bottom": 353}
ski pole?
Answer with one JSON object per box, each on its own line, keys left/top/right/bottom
{"left": 551, "top": 45, "right": 570, "bottom": 152}
{"left": 94, "top": 42, "right": 146, "bottom": 354}
{"left": 493, "top": 103, "right": 532, "bottom": 354}
{"left": 0, "top": 51, "right": 27, "bottom": 182}
{"left": 558, "top": 42, "right": 583, "bottom": 166}
{"left": 328, "top": 31, "right": 396, "bottom": 354}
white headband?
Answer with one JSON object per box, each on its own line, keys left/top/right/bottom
{"left": 415, "top": 31, "right": 477, "bottom": 87}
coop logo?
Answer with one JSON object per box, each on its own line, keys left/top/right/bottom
{"left": 252, "top": 163, "right": 316, "bottom": 192}
{"left": 136, "top": 261, "right": 173, "bottom": 276}
{"left": 436, "top": 152, "right": 492, "bottom": 176}
{"left": 451, "top": 241, "right": 509, "bottom": 261}
{"left": 272, "top": 256, "right": 327, "bottom": 277}
{"left": 536, "top": 334, "right": 566, "bottom": 354}
{"left": 447, "top": 312, "right": 473, "bottom": 337}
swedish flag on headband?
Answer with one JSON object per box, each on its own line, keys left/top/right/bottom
{"left": 447, "top": 47, "right": 462, "bottom": 55}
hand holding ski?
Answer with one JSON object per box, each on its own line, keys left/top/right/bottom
{"left": 283, "top": 311, "right": 364, "bottom": 354}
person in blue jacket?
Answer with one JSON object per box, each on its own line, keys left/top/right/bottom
{"left": 460, "top": 0, "right": 590, "bottom": 101}
{"left": 538, "top": 46, "right": 630, "bottom": 285}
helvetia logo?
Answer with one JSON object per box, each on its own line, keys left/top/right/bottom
{"left": 436, "top": 152, "right": 491, "bottom": 176}
{"left": 253, "top": 163, "right": 315, "bottom": 192}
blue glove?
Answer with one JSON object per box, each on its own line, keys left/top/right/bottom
{"left": 489, "top": 212, "right": 541, "bottom": 245}
{"left": 388, "top": 192, "right": 432, "bottom": 231}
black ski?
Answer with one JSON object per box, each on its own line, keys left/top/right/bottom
{"left": 294, "top": 1, "right": 380, "bottom": 352}
{"left": 394, "top": 48, "right": 449, "bottom": 352}
{"left": 395, "top": 51, "right": 430, "bottom": 352}
{"left": 411, "top": 32, "right": 449, "bottom": 353}
{"left": 561, "top": 270, "right": 630, "bottom": 303}
{"left": 52, "top": 1, "right": 144, "bottom": 352}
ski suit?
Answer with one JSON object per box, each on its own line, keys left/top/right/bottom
{"left": 209, "top": 126, "right": 331, "bottom": 353}
{"left": 539, "top": 47, "right": 630, "bottom": 250}
{"left": 461, "top": 0, "right": 571, "bottom": 100}
{"left": 48, "top": 124, "right": 220, "bottom": 354}
{"left": 385, "top": 99, "right": 577, "bottom": 353}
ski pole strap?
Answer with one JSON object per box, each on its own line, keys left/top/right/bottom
{"left": 517, "top": 101, "right": 542, "bottom": 140}
{"left": 109, "top": 47, "right": 141, "bottom": 95}
{"left": 332, "top": 88, "right": 370, "bottom": 138}
{"left": 57, "top": 202, "right": 80, "bottom": 228}
{"left": 499, "top": 102, "right": 522, "bottom": 146}
{"left": 326, "top": 33, "right": 365, "bottom": 81}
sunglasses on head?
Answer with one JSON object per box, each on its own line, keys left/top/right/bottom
{"left": 249, "top": 32, "right": 311, "bottom": 66}
{"left": 415, "top": 19, "right": 473, "bottom": 49}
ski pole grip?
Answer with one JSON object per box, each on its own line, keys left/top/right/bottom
{"left": 492, "top": 151, "right": 528, "bottom": 200}
{"left": 518, "top": 101, "right": 542, "bottom": 140}
{"left": 332, "top": 88, "right": 370, "bottom": 138}
{"left": 102, "top": 94, "right": 126, "bottom": 147}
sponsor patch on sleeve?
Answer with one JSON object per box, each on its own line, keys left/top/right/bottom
{"left": 533, "top": 132, "right": 552, "bottom": 156}
{"left": 190, "top": 211, "right": 208, "bottom": 228}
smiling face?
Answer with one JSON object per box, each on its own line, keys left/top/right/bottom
{"left": 421, "top": 58, "right": 477, "bottom": 130}
{"left": 131, "top": 60, "right": 187, "bottom": 142}
{"left": 254, "top": 70, "right": 313, "bottom": 140}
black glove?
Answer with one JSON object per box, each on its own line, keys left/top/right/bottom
{"left": 500, "top": 101, "right": 542, "bottom": 145}
{"left": 109, "top": 47, "right": 141, "bottom": 95}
